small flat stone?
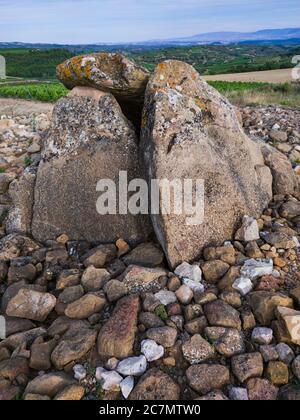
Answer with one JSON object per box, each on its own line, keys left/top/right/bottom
{"left": 235, "top": 216, "right": 260, "bottom": 242}
{"left": 267, "top": 361, "right": 289, "bottom": 386}
{"left": 122, "top": 243, "right": 164, "bottom": 267}
{"left": 174, "top": 262, "right": 202, "bottom": 282}
{"left": 240, "top": 259, "right": 273, "bottom": 280}
{"left": 97, "top": 369, "right": 123, "bottom": 391}
{"left": 81, "top": 266, "right": 111, "bottom": 292}
{"left": 146, "top": 327, "right": 177, "bottom": 348}
{"left": 65, "top": 293, "right": 106, "bottom": 319}
{"left": 275, "top": 343, "right": 295, "bottom": 364}
{"left": 201, "top": 260, "right": 230, "bottom": 284}
{"left": 73, "top": 364, "right": 87, "bottom": 381}
{"left": 247, "top": 378, "right": 278, "bottom": 401}
{"left": 129, "top": 369, "right": 180, "bottom": 400}
{"left": 51, "top": 327, "right": 97, "bottom": 370}
{"left": 54, "top": 384, "right": 85, "bottom": 400}
{"left": 186, "top": 364, "right": 230, "bottom": 395}
{"left": 24, "top": 373, "right": 75, "bottom": 398}
{"left": 259, "top": 345, "right": 279, "bottom": 362}
{"left": 204, "top": 300, "right": 241, "bottom": 330}
{"left": 122, "top": 265, "right": 167, "bottom": 293}
{"left": 103, "top": 279, "right": 128, "bottom": 302}
{"left": 82, "top": 244, "right": 117, "bottom": 268}
{"left": 229, "top": 387, "right": 249, "bottom": 401}
{"left": 292, "top": 356, "right": 300, "bottom": 379}
{"left": 252, "top": 327, "right": 273, "bottom": 345}
{"left": 154, "top": 290, "right": 177, "bottom": 306}
{"left": 233, "top": 277, "right": 253, "bottom": 296}
{"left": 175, "top": 285, "right": 193, "bottom": 304}
{"left": 182, "top": 334, "right": 215, "bottom": 364}
{"left": 232, "top": 352, "right": 264, "bottom": 383}
{"left": 6, "top": 289, "right": 56, "bottom": 322}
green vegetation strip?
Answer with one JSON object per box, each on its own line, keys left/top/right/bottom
{"left": 0, "top": 81, "right": 272, "bottom": 102}
{"left": 0, "top": 83, "right": 69, "bottom": 102}
{"left": 0, "top": 81, "right": 298, "bottom": 108}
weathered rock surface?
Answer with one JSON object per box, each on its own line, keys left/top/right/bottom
{"left": 130, "top": 369, "right": 180, "bottom": 400}
{"left": 31, "top": 87, "right": 151, "bottom": 243}
{"left": 141, "top": 60, "right": 272, "bottom": 267}
{"left": 51, "top": 327, "right": 97, "bottom": 370}
{"left": 248, "top": 291, "right": 293, "bottom": 325}
{"left": 247, "top": 378, "right": 278, "bottom": 401}
{"left": 182, "top": 334, "right": 215, "bottom": 364}
{"left": 121, "top": 265, "right": 166, "bottom": 293}
{"left": 122, "top": 242, "right": 164, "bottom": 267}
{"left": 64, "top": 292, "right": 106, "bottom": 319}
{"left": 24, "top": 372, "right": 75, "bottom": 398}
{"left": 186, "top": 364, "right": 230, "bottom": 395}
{"left": 276, "top": 306, "right": 300, "bottom": 346}
{"left": 232, "top": 352, "right": 264, "bottom": 383}
{"left": 97, "top": 295, "right": 140, "bottom": 358}
{"left": 6, "top": 288, "right": 56, "bottom": 322}
{"left": 204, "top": 300, "right": 241, "bottom": 330}
{"left": 261, "top": 145, "right": 298, "bottom": 195}
{"left": 57, "top": 53, "right": 149, "bottom": 103}
{"left": 6, "top": 170, "right": 36, "bottom": 235}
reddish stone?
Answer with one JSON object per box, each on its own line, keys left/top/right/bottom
{"left": 97, "top": 295, "right": 140, "bottom": 358}
{"left": 247, "top": 378, "right": 278, "bottom": 400}
{"left": 256, "top": 275, "right": 284, "bottom": 292}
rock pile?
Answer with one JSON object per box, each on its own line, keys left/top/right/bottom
{"left": 0, "top": 53, "right": 299, "bottom": 401}
{"left": 0, "top": 195, "right": 298, "bottom": 400}
{"left": 242, "top": 105, "right": 300, "bottom": 179}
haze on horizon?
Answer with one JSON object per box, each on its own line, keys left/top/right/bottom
{"left": 0, "top": 0, "right": 300, "bottom": 44}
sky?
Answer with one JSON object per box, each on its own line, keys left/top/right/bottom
{"left": 0, "top": 0, "right": 299, "bottom": 44}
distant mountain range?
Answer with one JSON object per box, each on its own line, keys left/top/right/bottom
{"left": 1, "top": 28, "right": 300, "bottom": 50}
{"left": 159, "top": 28, "right": 300, "bottom": 46}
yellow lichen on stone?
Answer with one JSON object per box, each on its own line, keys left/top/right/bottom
{"left": 194, "top": 98, "right": 207, "bottom": 111}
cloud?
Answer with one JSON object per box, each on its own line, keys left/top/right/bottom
{"left": 0, "top": 0, "right": 299, "bottom": 43}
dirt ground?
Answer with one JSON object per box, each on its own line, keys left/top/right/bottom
{"left": 0, "top": 97, "right": 53, "bottom": 116}
{"left": 204, "top": 68, "right": 295, "bottom": 83}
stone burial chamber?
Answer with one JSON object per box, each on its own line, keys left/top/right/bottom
{"left": 8, "top": 52, "right": 298, "bottom": 268}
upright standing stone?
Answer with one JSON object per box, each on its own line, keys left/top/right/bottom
{"left": 0, "top": 55, "right": 5, "bottom": 79}
{"left": 141, "top": 60, "right": 272, "bottom": 268}
{"left": 32, "top": 87, "right": 152, "bottom": 243}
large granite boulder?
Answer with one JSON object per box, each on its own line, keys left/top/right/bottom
{"left": 141, "top": 60, "right": 273, "bottom": 268}
{"left": 31, "top": 87, "right": 152, "bottom": 243}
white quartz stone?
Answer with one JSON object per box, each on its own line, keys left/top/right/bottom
{"left": 141, "top": 339, "right": 164, "bottom": 362}
{"left": 233, "top": 277, "right": 253, "bottom": 296}
{"left": 117, "top": 355, "right": 147, "bottom": 377}
{"left": 240, "top": 258, "right": 273, "bottom": 280}
{"left": 120, "top": 376, "right": 135, "bottom": 399}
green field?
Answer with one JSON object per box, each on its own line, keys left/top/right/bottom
{"left": 0, "top": 80, "right": 299, "bottom": 109}
{"left": 128, "top": 44, "right": 300, "bottom": 75}
{"left": 0, "top": 43, "right": 299, "bottom": 80}
{"left": 0, "top": 48, "right": 73, "bottom": 79}
{"left": 0, "top": 44, "right": 299, "bottom": 108}
{"left": 0, "top": 82, "right": 69, "bottom": 102}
